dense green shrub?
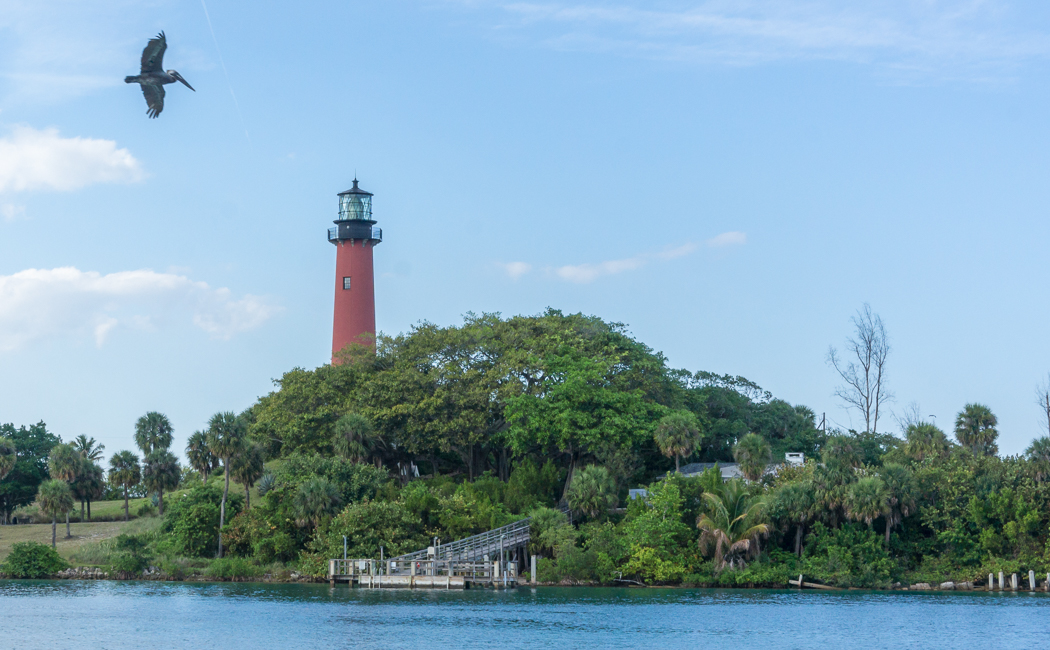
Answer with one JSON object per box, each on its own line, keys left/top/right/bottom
{"left": 161, "top": 484, "right": 242, "bottom": 558}
{"left": 222, "top": 507, "right": 298, "bottom": 563}
{"left": 206, "top": 557, "right": 261, "bottom": 580}
{"left": 504, "top": 459, "right": 563, "bottom": 513}
{"left": 1, "top": 541, "right": 69, "bottom": 578}
{"left": 802, "top": 523, "right": 896, "bottom": 588}
{"left": 109, "top": 534, "right": 152, "bottom": 576}
{"left": 269, "top": 454, "right": 388, "bottom": 506}
{"left": 299, "top": 499, "right": 429, "bottom": 576}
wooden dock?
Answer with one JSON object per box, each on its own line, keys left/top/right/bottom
{"left": 329, "top": 558, "right": 520, "bottom": 589}
{"left": 330, "top": 518, "right": 531, "bottom": 589}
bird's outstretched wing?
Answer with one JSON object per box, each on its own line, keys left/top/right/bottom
{"left": 142, "top": 84, "right": 165, "bottom": 119}
{"left": 140, "top": 31, "right": 167, "bottom": 74}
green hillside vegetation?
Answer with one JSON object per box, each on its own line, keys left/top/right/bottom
{"left": 3, "top": 310, "right": 1050, "bottom": 587}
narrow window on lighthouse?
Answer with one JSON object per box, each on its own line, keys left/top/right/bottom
{"left": 343, "top": 277, "right": 352, "bottom": 290}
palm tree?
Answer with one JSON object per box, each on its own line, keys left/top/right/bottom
{"left": 37, "top": 479, "right": 74, "bottom": 549}
{"left": 231, "top": 442, "right": 265, "bottom": 509}
{"left": 48, "top": 443, "right": 81, "bottom": 539}
{"left": 71, "top": 458, "right": 105, "bottom": 521}
{"left": 812, "top": 459, "right": 854, "bottom": 528}
{"left": 1026, "top": 436, "right": 1050, "bottom": 483}
{"left": 186, "top": 430, "right": 216, "bottom": 483}
{"left": 772, "top": 481, "right": 813, "bottom": 557}
{"left": 879, "top": 463, "right": 915, "bottom": 546}
{"left": 206, "top": 411, "right": 247, "bottom": 558}
{"left": 134, "top": 411, "right": 174, "bottom": 456}
{"left": 903, "top": 422, "right": 950, "bottom": 462}
{"left": 333, "top": 413, "right": 374, "bottom": 462}
{"left": 0, "top": 436, "right": 15, "bottom": 480}
{"left": 954, "top": 403, "right": 999, "bottom": 456}
{"left": 822, "top": 435, "right": 863, "bottom": 468}
{"left": 566, "top": 465, "right": 617, "bottom": 519}
{"left": 292, "top": 477, "right": 342, "bottom": 528}
{"left": 733, "top": 433, "right": 771, "bottom": 482}
{"left": 697, "top": 479, "right": 769, "bottom": 570}
{"left": 108, "top": 450, "right": 141, "bottom": 522}
{"left": 846, "top": 476, "right": 889, "bottom": 528}
{"left": 653, "top": 411, "right": 703, "bottom": 472}
{"left": 71, "top": 435, "right": 105, "bottom": 462}
{"left": 142, "top": 450, "right": 181, "bottom": 516}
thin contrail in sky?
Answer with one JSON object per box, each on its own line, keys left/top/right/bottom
{"left": 199, "top": 0, "right": 252, "bottom": 145}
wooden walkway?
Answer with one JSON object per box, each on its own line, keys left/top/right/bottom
{"left": 329, "top": 519, "right": 532, "bottom": 589}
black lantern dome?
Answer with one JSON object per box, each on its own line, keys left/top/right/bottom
{"left": 328, "top": 178, "right": 382, "bottom": 244}
{"left": 337, "top": 179, "right": 373, "bottom": 221}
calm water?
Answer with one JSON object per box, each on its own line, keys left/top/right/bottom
{"left": 1, "top": 581, "right": 1048, "bottom": 649}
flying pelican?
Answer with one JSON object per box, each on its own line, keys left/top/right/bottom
{"left": 124, "top": 31, "right": 194, "bottom": 118}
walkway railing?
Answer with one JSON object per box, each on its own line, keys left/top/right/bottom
{"left": 390, "top": 517, "right": 531, "bottom": 563}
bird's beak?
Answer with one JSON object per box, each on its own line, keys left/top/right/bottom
{"left": 174, "top": 72, "right": 195, "bottom": 91}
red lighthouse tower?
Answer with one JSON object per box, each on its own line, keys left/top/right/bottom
{"left": 328, "top": 179, "right": 382, "bottom": 362}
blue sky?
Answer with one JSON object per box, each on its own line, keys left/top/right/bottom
{"left": 2, "top": 0, "right": 1050, "bottom": 460}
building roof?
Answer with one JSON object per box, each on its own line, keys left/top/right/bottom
{"left": 678, "top": 462, "right": 745, "bottom": 480}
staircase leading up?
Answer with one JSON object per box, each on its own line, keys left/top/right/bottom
{"left": 391, "top": 518, "right": 531, "bottom": 563}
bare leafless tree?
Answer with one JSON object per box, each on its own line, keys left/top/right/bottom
{"left": 1036, "top": 374, "right": 1050, "bottom": 435}
{"left": 827, "top": 304, "right": 893, "bottom": 433}
{"left": 894, "top": 401, "right": 923, "bottom": 434}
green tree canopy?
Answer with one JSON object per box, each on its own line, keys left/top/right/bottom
{"left": 134, "top": 411, "right": 174, "bottom": 456}
{"left": 37, "top": 479, "right": 74, "bottom": 548}
{"left": 697, "top": 479, "right": 769, "bottom": 570}
{"left": 71, "top": 435, "right": 105, "bottom": 462}
{"left": 332, "top": 414, "right": 375, "bottom": 463}
{"left": 0, "top": 422, "right": 60, "bottom": 525}
{"left": 186, "top": 430, "right": 217, "bottom": 483}
{"left": 207, "top": 411, "right": 248, "bottom": 558}
{"left": 231, "top": 442, "right": 266, "bottom": 508}
{"left": 653, "top": 410, "right": 703, "bottom": 472}
{"left": 566, "top": 465, "right": 617, "bottom": 519}
{"left": 770, "top": 480, "right": 814, "bottom": 556}
{"left": 292, "top": 476, "right": 343, "bottom": 529}
{"left": 1027, "top": 436, "right": 1050, "bottom": 483}
{"left": 733, "top": 433, "right": 771, "bottom": 482}
{"left": 71, "top": 458, "right": 105, "bottom": 521}
{"left": 954, "top": 403, "right": 999, "bottom": 456}
{"left": 903, "top": 422, "right": 950, "bottom": 462}
{"left": 0, "top": 437, "right": 17, "bottom": 480}
{"left": 108, "top": 450, "right": 141, "bottom": 522}
{"left": 846, "top": 476, "right": 889, "bottom": 528}
{"left": 142, "top": 450, "right": 181, "bottom": 516}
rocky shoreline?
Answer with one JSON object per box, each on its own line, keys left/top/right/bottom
{"left": 37, "top": 566, "right": 327, "bottom": 583}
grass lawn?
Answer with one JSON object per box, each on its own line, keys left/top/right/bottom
{"left": 0, "top": 520, "right": 138, "bottom": 562}
{"left": 2, "top": 479, "right": 261, "bottom": 564}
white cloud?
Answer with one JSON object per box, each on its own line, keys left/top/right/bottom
{"left": 548, "top": 240, "right": 703, "bottom": 283}
{"left": 554, "top": 255, "right": 647, "bottom": 283}
{"left": 1, "top": 203, "right": 26, "bottom": 222}
{"left": 657, "top": 242, "right": 698, "bottom": 260}
{"left": 0, "top": 267, "right": 281, "bottom": 352}
{"left": 501, "top": 261, "right": 533, "bottom": 279}
{"left": 0, "top": 126, "right": 144, "bottom": 193}
{"left": 469, "top": 1, "right": 1050, "bottom": 79}
{"left": 706, "top": 231, "right": 747, "bottom": 247}
{"left": 516, "top": 234, "right": 742, "bottom": 284}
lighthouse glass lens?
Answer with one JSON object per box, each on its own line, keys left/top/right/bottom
{"left": 339, "top": 193, "right": 372, "bottom": 220}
